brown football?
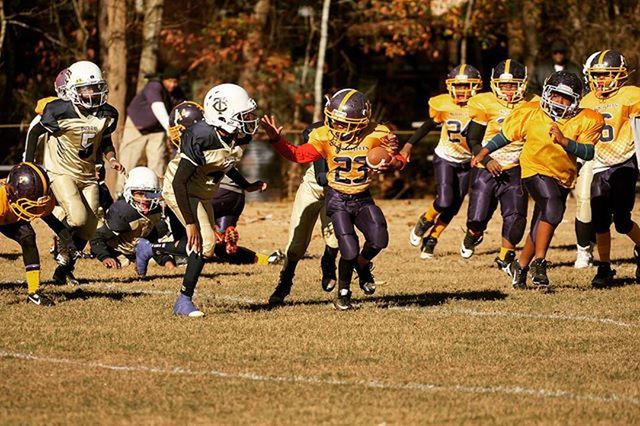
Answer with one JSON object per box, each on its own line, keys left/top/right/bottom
{"left": 366, "top": 146, "right": 392, "bottom": 168}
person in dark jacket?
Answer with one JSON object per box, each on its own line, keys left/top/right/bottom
{"left": 529, "top": 40, "right": 583, "bottom": 95}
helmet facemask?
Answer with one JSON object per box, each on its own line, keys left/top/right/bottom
{"left": 491, "top": 71, "right": 527, "bottom": 105}
{"left": 7, "top": 186, "right": 51, "bottom": 222}
{"left": 541, "top": 85, "right": 580, "bottom": 121}
{"left": 69, "top": 81, "right": 108, "bottom": 109}
{"left": 324, "top": 107, "right": 370, "bottom": 147}
{"left": 126, "top": 188, "right": 162, "bottom": 215}
{"left": 232, "top": 107, "right": 259, "bottom": 135}
{"left": 586, "top": 67, "right": 628, "bottom": 98}
{"left": 446, "top": 79, "right": 481, "bottom": 104}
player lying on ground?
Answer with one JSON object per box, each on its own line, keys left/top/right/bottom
{"left": 473, "top": 71, "right": 604, "bottom": 289}
{"left": 268, "top": 121, "right": 340, "bottom": 306}
{"left": 262, "top": 88, "right": 407, "bottom": 310}
{"left": 458, "top": 59, "right": 536, "bottom": 274}
{"left": 581, "top": 49, "right": 640, "bottom": 287}
{"left": 90, "top": 167, "right": 176, "bottom": 276}
{"left": 23, "top": 61, "right": 125, "bottom": 286}
{"left": 158, "top": 84, "right": 266, "bottom": 317}
{"left": 403, "top": 65, "right": 482, "bottom": 259}
{"left": 0, "top": 163, "right": 77, "bottom": 306}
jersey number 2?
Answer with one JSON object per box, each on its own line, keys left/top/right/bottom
{"left": 446, "top": 120, "right": 468, "bottom": 144}
{"left": 79, "top": 132, "right": 96, "bottom": 159}
{"left": 334, "top": 156, "right": 368, "bottom": 185}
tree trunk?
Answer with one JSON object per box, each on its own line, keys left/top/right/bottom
{"left": 98, "top": 0, "right": 109, "bottom": 67}
{"left": 521, "top": 0, "right": 540, "bottom": 72}
{"left": 313, "top": 0, "right": 330, "bottom": 122}
{"left": 506, "top": 1, "right": 524, "bottom": 62}
{"left": 136, "top": 0, "right": 164, "bottom": 92}
{"left": 104, "top": 0, "right": 127, "bottom": 193}
{"left": 238, "top": 0, "right": 270, "bottom": 89}
{"left": 459, "top": 0, "right": 474, "bottom": 64}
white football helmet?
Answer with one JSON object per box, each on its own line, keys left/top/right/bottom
{"left": 66, "top": 61, "right": 108, "bottom": 109}
{"left": 203, "top": 83, "right": 258, "bottom": 135}
{"left": 123, "top": 167, "right": 162, "bottom": 215}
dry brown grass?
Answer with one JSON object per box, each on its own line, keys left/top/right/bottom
{"left": 0, "top": 197, "right": 639, "bottom": 425}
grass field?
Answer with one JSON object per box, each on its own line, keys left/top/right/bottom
{"left": 1, "top": 197, "right": 639, "bottom": 424}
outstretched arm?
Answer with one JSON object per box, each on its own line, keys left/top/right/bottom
{"left": 260, "top": 115, "right": 323, "bottom": 164}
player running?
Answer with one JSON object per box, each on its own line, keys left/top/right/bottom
{"left": 581, "top": 50, "right": 640, "bottom": 286}
{"left": 459, "top": 59, "right": 537, "bottom": 273}
{"left": 404, "top": 65, "right": 483, "bottom": 259}
{"left": 473, "top": 71, "right": 604, "bottom": 288}
{"left": 262, "top": 88, "right": 406, "bottom": 310}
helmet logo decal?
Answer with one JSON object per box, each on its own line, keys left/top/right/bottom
{"left": 212, "top": 97, "right": 228, "bottom": 113}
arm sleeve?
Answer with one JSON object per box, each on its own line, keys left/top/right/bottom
{"left": 313, "top": 159, "right": 329, "bottom": 186}
{"left": 101, "top": 133, "right": 116, "bottom": 156}
{"left": 172, "top": 158, "right": 198, "bottom": 224}
{"left": 270, "top": 137, "right": 323, "bottom": 164}
{"left": 90, "top": 226, "right": 118, "bottom": 261}
{"left": 24, "top": 122, "right": 49, "bottom": 163}
{"left": 564, "top": 139, "right": 595, "bottom": 161}
{"left": 150, "top": 101, "right": 170, "bottom": 131}
{"left": 485, "top": 131, "right": 511, "bottom": 153}
{"left": 225, "top": 167, "right": 251, "bottom": 190}
{"left": 466, "top": 121, "right": 488, "bottom": 156}
{"left": 407, "top": 118, "right": 437, "bottom": 145}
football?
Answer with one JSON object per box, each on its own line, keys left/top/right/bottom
{"left": 366, "top": 146, "right": 392, "bottom": 168}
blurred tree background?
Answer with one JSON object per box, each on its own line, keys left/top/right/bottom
{"left": 1, "top": 0, "right": 639, "bottom": 198}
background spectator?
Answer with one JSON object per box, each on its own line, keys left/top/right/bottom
{"left": 529, "top": 40, "right": 583, "bottom": 95}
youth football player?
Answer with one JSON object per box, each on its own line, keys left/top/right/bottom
{"left": 459, "top": 59, "right": 537, "bottom": 273}
{"left": 404, "top": 65, "right": 483, "bottom": 259}
{"left": 473, "top": 71, "right": 604, "bottom": 288}
{"left": 262, "top": 88, "right": 406, "bottom": 310}
{"left": 581, "top": 50, "right": 640, "bottom": 286}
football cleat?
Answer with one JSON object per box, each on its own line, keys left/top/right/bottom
{"left": 356, "top": 262, "right": 376, "bottom": 295}
{"left": 591, "top": 263, "right": 616, "bottom": 288}
{"left": 409, "top": 216, "right": 433, "bottom": 247}
{"left": 27, "top": 292, "right": 55, "bottom": 306}
{"left": 333, "top": 289, "right": 353, "bottom": 311}
{"left": 495, "top": 250, "right": 516, "bottom": 277}
{"left": 634, "top": 246, "right": 640, "bottom": 283}
{"left": 224, "top": 226, "right": 239, "bottom": 255}
{"left": 459, "top": 230, "right": 484, "bottom": 259}
{"left": 53, "top": 265, "right": 79, "bottom": 286}
{"left": 268, "top": 268, "right": 294, "bottom": 306}
{"left": 172, "top": 294, "right": 204, "bottom": 317}
{"left": 420, "top": 236, "right": 438, "bottom": 260}
{"left": 509, "top": 260, "right": 528, "bottom": 289}
{"left": 574, "top": 243, "right": 594, "bottom": 269}
{"left": 267, "top": 249, "right": 285, "bottom": 265}
{"left": 320, "top": 252, "right": 337, "bottom": 292}
{"left": 135, "top": 238, "right": 154, "bottom": 277}
{"left": 529, "top": 258, "right": 549, "bottom": 288}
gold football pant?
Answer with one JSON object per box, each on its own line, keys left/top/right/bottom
{"left": 285, "top": 180, "right": 338, "bottom": 262}
{"left": 164, "top": 191, "right": 217, "bottom": 258}
{"left": 115, "top": 117, "right": 167, "bottom": 194}
{"left": 573, "top": 160, "right": 594, "bottom": 224}
{"left": 49, "top": 173, "right": 99, "bottom": 241}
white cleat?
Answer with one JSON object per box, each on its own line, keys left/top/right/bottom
{"left": 574, "top": 244, "right": 594, "bottom": 269}
{"left": 409, "top": 229, "right": 422, "bottom": 247}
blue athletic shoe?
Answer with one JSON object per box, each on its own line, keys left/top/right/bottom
{"left": 135, "top": 238, "right": 154, "bottom": 277}
{"left": 172, "top": 294, "right": 204, "bottom": 317}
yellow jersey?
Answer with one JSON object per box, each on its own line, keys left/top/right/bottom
{"left": 579, "top": 85, "right": 640, "bottom": 172}
{"left": 468, "top": 92, "right": 539, "bottom": 169}
{"left": 501, "top": 102, "right": 604, "bottom": 188}
{"left": 429, "top": 93, "right": 472, "bottom": 163}
{"left": 308, "top": 124, "right": 394, "bottom": 195}
{"left": 35, "top": 97, "right": 58, "bottom": 115}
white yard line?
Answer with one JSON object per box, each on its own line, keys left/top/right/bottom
{"left": 0, "top": 349, "right": 637, "bottom": 406}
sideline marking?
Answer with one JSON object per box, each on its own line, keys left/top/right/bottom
{"left": 0, "top": 349, "right": 638, "bottom": 406}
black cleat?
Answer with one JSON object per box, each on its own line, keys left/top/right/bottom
{"left": 420, "top": 236, "right": 438, "bottom": 260}
{"left": 459, "top": 230, "right": 484, "bottom": 259}
{"left": 356, "top": 262, "right": 376, "bottom": 295}
{"left": 409, "top": 216, "right": 434, "bottom": 247}
{"left": 27, "top": 292, "right": 55, "bottom": 306}
{"left": 320, "top": 253, "right": 337, "bottom": 292}
{"left": 529, "top": 258, "right": 550, "bottom": 288}
{"left": 591, "top": 263, "right": 616, "bottom": 288}
{"left": 496, "top": 250, "right": 517, "bottom": 277}
{"left": 333, "top": 289, "right": 353, "bottom": 311}
{"left": 509, "top": 260, "right": 528, "bottom": 289}
{"left": 53, "top": 265, "right": 80, "bottom": 286}
{"left": 268, "top": 268, "right": 294, "bottom": 306}
{"left": 634, "top": 246, "right": 640, "bottom": 283}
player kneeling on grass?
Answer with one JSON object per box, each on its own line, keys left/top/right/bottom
{"left": 262, "top": 89, "right": 407, "bottom": 310}
{"left": 1, "top": 163, "right": 75, "bottom": 306}
{"left": 90, "top": 167, "right": 175, "bottom": 275}
{"left": 473, "top": 71, "right": 604, "bottom": 289}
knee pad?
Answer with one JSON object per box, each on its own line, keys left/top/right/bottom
{"left": 614, "top": 213, "right": 633, "bottom": 235}
{"left": 541, "top": 198, "right": 565, "bottom": 227}
{"left": 502, "top": 213, "right": 526, "bottom": 246}
{"left": 335, "top": 230, "right": 359, "bottom": 261}
{"left": 435, "top": 183, "right": 456, "bottom": 211}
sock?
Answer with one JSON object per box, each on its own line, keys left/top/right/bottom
{"left": 323, "top": 245, "right": 339, "bottom": 262}
{"left": 424, "top": 204, "right": 439, "bottom": 222}
{"left": 575, "top": 220, "right": 593, "bottom": 247}
{"left": 180, "top": 252, "right": 205, "bottom": 298}
{"left": 338, "top": 258, "right": 354, "bottom": 292}
{"left": 428, "top": 218, "right": 448, "bottom": 239}
{"left": 255, "top": 253, "right": 269, "bottom": 265}
{"left": 360, "top": 242, "right": 380, "bottom": 262}
{"left": 26, "top": 269, "right": 40, "bottom": 294}
{"left": 72, "top": 236, "right": 88, "bottom": 251}
{"left": 499, "top": 247, "right": 514, "bottom": 261}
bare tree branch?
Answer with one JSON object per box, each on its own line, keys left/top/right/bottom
{"left": 71, "top": 0, "right": 90, "bottom": 56}
{"left": 6, "top": 19, "right": 69, "bottom": 48}
{"left": 313, "top": 0, "right": 331, "bottom": 122}
{"left": 0, "top": 0, "right": 6, "bottom": 59}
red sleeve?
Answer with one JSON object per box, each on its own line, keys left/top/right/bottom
{"left": 271, "top": 137, "right": 323, "bottom": 164}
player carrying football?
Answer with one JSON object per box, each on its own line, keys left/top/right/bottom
{"left": 262, "top": 89, "right": 406, "bottom": 310}
{"left": 459, "top": 60, "right": 537, "bottom": 273}
{"left": 581, "top": 50, "right": 640, "bottom": 286}
{"left": 404, "top": 65, "right": 482, "bottom": 259}
{"left": 473, "top": 71, "right": 604, "bottom": 288}
{"left": 23, "top": 61, "right": 125, "bottom": 285}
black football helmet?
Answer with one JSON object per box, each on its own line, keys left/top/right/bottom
{"left": 446, "top": 64, "right": 483, "bottom": 104}
{"left": 6, "top": 163, "right": 51, "bottom": 221}
{"left": 324, "top": 88, "right": 371, "bottom": 146}
{"left": 541, "top": 71, "right": 583, "bottom": 121}
{"left": 583, "top": 49, "right": 628, "bottom": 97}
{"left": 168, "top": 101, "right": 205, "bottom": 147}
{"left": 490, "top": 59, "right": 527, "bottom": 104}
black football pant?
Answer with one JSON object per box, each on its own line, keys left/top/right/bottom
{"left": 523, "top": 174, "right": 569, "bottom": 243}
{"left": 433, "top": 154, "right": 472, "bottom": 224}
{"left": 591, "top": 157, "right": 638, "bottom": 235}
{"left": 211, "top": 188, "right": 246, "bottom": 231}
